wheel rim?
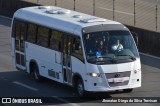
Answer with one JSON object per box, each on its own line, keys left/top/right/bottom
{"left": 77, "top": 82, "right": 83, "bottom": 96}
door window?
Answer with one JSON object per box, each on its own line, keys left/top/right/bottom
{"left": 14, "top": 20, "right": 26, "bottom": 67}
{"left": 72, "top": 37, "right": 84, "bottom": 61}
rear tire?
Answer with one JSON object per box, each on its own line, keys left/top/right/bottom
{"left": 33, "top": 64, "right": 42, "bottom": 82}
{"left": 123, "top": 88, "right": 133, "bottom": 93}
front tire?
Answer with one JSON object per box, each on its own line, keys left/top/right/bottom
{"left": 75, "top": 79, "right": 87, "bottom": 97}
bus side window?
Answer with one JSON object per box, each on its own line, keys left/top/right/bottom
{"left": 72, "top": 37, "right": 84, "bottom": 62}
{"left": 14, "top": 21, "right": 21, "bottom": 50}
{"left": 14, "top": 20, "right": 26, "bottom": 52}
{"left": 37, "top": 26, "right": 49, "bottom": 47}
{"left": 49, "top": 30, "right": 62, "bottom": 51}
{"left": 27, "top": 23, "right": 37, "bottom": 43}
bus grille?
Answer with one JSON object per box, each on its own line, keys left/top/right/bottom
{"left": 105, "top": 71, "right": 130, "bottom": 87}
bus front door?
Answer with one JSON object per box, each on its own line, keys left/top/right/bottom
{"left": 14, "top": 21, "right": 26, "bottom": 70}
{"left": 62, "top": 35, "right": 72, "bottom": 84}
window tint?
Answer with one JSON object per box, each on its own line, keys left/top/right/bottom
{"left": 67, "top": 36, "right": 71, "bottom": 55}
{"left": 20, "top": 23, "right": 26, "bottom": 52}
{"left": 72, "top": 37, "right": 84, "bottom": 61}
{"left": 15, "top": 21, "right": 21, "bottom": 40}
{"left": 37, "top": 26, "right": 49, "bottom": 47}
{"left": 14, "top": 20, "right": 26, "bottom": 52}
{"left": 49, "top": 30, "right": 62, "bottom": 51}
{"left": 14, "top": 21, "right": 21, "bottom": 51}
{"left": 12, "top": 21, "right": 16, "bottom": 37}
{"left": 27, "top": 23, "right": 37, "bottom": 43}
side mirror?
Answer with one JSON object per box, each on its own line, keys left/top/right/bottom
{"left": 131, "top": 32, "right": 138, "bottom": 46}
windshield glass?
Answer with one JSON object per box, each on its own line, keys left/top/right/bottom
{"left": 83, "top": 30, "right": 139, "bottom": 64}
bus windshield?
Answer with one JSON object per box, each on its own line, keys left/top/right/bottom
{"left": 83, "top": 30, "right": 139, "bottom": 65}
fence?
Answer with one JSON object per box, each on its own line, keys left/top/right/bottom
{"left": 1, "top": 0, "right": 160, "bottom": 32}
{"left": 0, "top": 0, "right": 160, "bottom": 57}
{"left": 37, "top": 0, "right": 160, "bottom": 33}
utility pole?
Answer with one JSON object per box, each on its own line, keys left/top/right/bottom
{"left": 74, "top": 0, "right": 76, "bottom": 11}
{"left": 37, "top": 0, "right": 39, "bottom": 4}
{"left": 134, "top": 0, "right": 136, "bottom": 26}
{"left": 113, "top": 0, "right": 115, "bottom": 20}
{"left": 93, "top": 0, "right": 95, "bottom": 16}
{"left": 55, "top": 0, "right": 57, "bottom": 6}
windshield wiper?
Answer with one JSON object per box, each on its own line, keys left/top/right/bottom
{"left": 88, "top": 56, "right": 113, "bottom": 59}
{"left": 116, "top": 54, "right": 136, "bottom": 61}
{"left": 97, "top": 56, "right": 113, "bottom": 60}
{"left": 88, "top": 56, "right": 116, "bottom": 63}
{"left": 97, "top": 56, "right": 117, "bottom": 63}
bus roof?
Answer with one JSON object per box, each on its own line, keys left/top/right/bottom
{"left": 13, "top": 6, "right": 128, "bottom": 35}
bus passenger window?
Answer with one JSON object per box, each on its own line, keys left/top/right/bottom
{"left": 72, "top": 37, "right": 84, "bottom": 61}
{"left": 14, "top": 20, "right": 26, "bottom": 52}
{"left": 14, "top": 21, "right": 21, "bottom": 50}
{"left": 27, "top": 24, "right": 37, "bottom": 43}
{"left": 37, "top": 26, "right": 49, "bottom": 47}
{"left": 15, "top": 21, "right": 21, "bottom": 40}
{"left": 49, "top": 30, "right": 62, "bottom": 51}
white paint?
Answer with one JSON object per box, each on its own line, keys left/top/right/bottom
{"left": 12, "top": 81, "right": 38, "bottom": 91}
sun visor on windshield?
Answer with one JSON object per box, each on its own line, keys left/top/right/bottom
{"left": 82, "top": 24, "right": 129, "bottom": 34}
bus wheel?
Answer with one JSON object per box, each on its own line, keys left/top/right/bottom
{"left": 75, "top": 79, "right": 86, "bottom": 97}
{"left": 33, "top": 65, "right": 42, "bottom": 82}
{"left": 123, "top": 88, "right": 133, "bottom": 93}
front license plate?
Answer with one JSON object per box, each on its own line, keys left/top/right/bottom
{"left": 114, "top": 78, "right": 124, "bottom": 83}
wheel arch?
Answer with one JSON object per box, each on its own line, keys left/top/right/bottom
{"left": 72, "top": 73, "right": 84, "bottom": 87}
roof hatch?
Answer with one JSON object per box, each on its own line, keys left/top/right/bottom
{"left": 38, "top": 6, "right": 51, "bottom": 9}
{"left": 73, "top": 15, "right": 82, "bottom": 18}
{"left": 46, "top": 9, "right": 70, "bottom": 14}
{"left": 80, "top": 18, "right": 106, "bottom": 23}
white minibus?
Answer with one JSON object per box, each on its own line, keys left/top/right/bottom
{"left": 11, "top": 6, "right": 141, "bottom": 96}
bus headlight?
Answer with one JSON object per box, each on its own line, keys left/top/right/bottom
{"left": 88, "top": 73, "right": 102, "bottom": 77}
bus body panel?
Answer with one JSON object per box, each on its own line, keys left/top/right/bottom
{"left": 84, "top": 59, "right": 141, "bottom": 92}
{"left": 11, "top": 38, "right": 16, "bottom": 66}
{"left": 25, "top": 42, "right": 63, "bottom": 83}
